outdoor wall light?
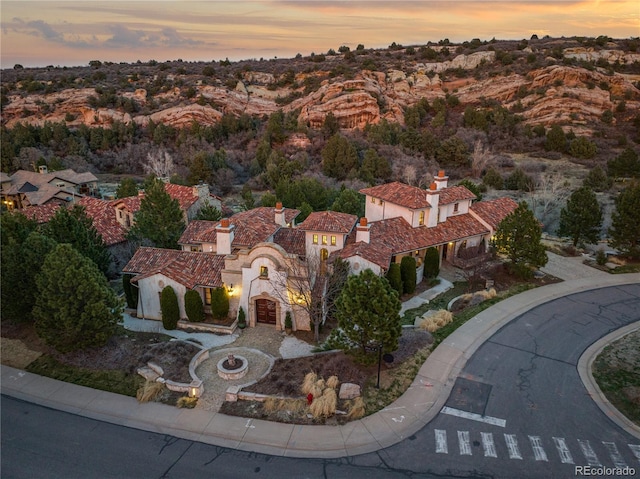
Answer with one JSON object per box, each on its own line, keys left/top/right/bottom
{"left": 227, "top": 284, "right": 235, "bottom": 296}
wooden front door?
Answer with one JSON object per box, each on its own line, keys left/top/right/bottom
{"left": 256, "top": 299, "right": 277, "bottom": 325}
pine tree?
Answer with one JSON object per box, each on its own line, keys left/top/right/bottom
{"left": 44, "top": 205, "right": 112, "bottom": 275}
{"left": 34, "top": 244, "right": 121, "bottom": 352}
{"left": 609, "top": 183, "right": 640, "bottom": 259}
{"left": 128, "top": 178, "right": 185, "bottom": 249}
{"left": 321, "top": 134, "right": 359, "bottom": 180}
{"left": 115, "top": 177, "right": 138, "bottom": 198}
{"left": 557, "top": 186, "right": 603, "bottom": 247}
{"left": 331, "top": 186, "right": 365, "bottom": 217}
{"left": 335, "top": 269, "right": 402, "bottom": 360}
{"left": 494, "top": 201, "right": 548, "bottom": 277}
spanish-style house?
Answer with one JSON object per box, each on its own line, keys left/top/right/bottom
{"left": 123, "top": 171, "right": 518, "bottom": 333}
{"left": 1, "top": 165, "right": 99, "bottom": 210}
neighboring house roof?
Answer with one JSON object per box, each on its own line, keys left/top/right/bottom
{"left": 360, "top": 182, "right": 432, "bottom": 209}
{"left": 123, "top": 247, "right": 225, "bottom": 289}
{"left": 179, "top": 207, "right": 301, "bottom": 249}
{"left": 439, "top": 185, "right": 477, "bottom": 204}
{"left": 0, "top": 172, "right": 11, "bottom": 183}
{"left": 113, "top": 195, "right": 142, "bottom": 213}
{"left": 49, "top": 169, "right": 98, "bottom": 185}
{"left": 470, "top": 197, "right": 519, "bottom": 230}
{"left": 23, "top": 185, "right": 74, "bottom": 206}
{"left": 113, "top": 184, "right": 221, "bottom": 215}
{"left": 22, "top": 203, "right": 62, "bottom": 224}
{"left": 298, "top": 211, "right": 358, "bottom": 234}
{"left": 76, "top": 196, "right": 128, "bottom": 246}
{"left": 335, "top": 241, "right": 394, "bottom": 271}
{"left": 273, "top": 228, "right": 306, "bottom": 256}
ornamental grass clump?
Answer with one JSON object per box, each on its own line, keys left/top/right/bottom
{"left": 419, "top": 309, "right": 454, "bottom": 333}
{"left": 326, "top": 375, "right": 339, "bottom": 390}
{"left": 345, "top": 396, "right": 366, "bottom": 420}
{"left": 136, "top": 380, "right": 165, "bottom": 403}
{"left": 301, "top": 372, "right": 318, "bottom": 395}
{"left": 310, "top": 387, "right": 337, "bottom": 419}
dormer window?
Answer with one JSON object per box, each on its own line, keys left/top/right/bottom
{"left": 419, "top": 210, "right": 425, "bottom": 226}
{"left": 454, "top": 203, "right": 459, "bottom": 213}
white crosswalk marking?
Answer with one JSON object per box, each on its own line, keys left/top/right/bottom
{"left": 504, "top": 434, "right": 522, "bottom": 460}
{"left": 435, "top": 429, "right": 448, "bottom": 454}
{"left": 458, "top": 430, "right": 472, "bottom": 455}
{"left": 529, "top": 436, "right": 548, "bottom": 462}
{"left": 553, "top": 437, "right": 574, "bottom": 464}
{"left": 629, "top": 444, "right": 640, "bottom": 463}
{"left": 481, "top": 432, "right": 497, "bottom": 458}
{"left": 578, "top": 439, "right": 601, "bottom": 467}
{"left": 603, "top": 442, "right": 627, "bottom": 468}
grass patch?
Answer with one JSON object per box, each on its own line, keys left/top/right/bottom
{"left": 432, "top": 283, "right": 537, "bottom": 345}
{"left": 401, "top": 282, "right": 467, "bottom": 325}
{"left": 362, "top": 347, "right": 430, "bottom": 415}
{"left": 611, "top": 263, "right": 640, "bottom": 274}
{"left": 26, "top": 355, "right": 143, "bottom": 397}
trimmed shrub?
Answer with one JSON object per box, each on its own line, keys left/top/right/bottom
{"left": 210, "top": 287, "right": 229, "bottom": 320}
{"left": 184, "top": 289, "right": 205, "bottom": 322}
{"left": 400, "top": 256, "right": 417, "bottom": 294}
{"left": 285, "top": 311, "right": 293, "bottom": 330}
{"left": 160, "top": 286, "right": 179, "bottom": 330}
{"left": 424, "top": 247, "right": 440, "bottom": 279}
{"left": 386, "top": 263, "right": 403, "bottom": 295}
{"left": 237, "top": 306, "right": 246, "bottom": 328}
{"left": 122, "top": 274, "right": 138, "bottom": 309}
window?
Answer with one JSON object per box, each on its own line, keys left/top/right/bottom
{"left": 118, "top": 211, "right": 123, "bottom": 218}
{"left": 322, "top": 235, "right": 328, "bottom": 245}
{"left": 379, "top": 199, "right": 384, "bottom": 205}
{"left": 205, "top": 288, "right": 212, "bottom": 305}
{"left": 371, "top": 197, "right": 375, "bottom": 203}
{"left": 454, "top": 203, "right": 459, "bottom": 213}
{"left": 419, "top": 210, "right": 425, "bottom": 226}
{"left": 331, "top": 236, "right": 336, "bottom": 246}
{"left": 312, "top": 234, "right": 318, "bottom": 244}
{"left": 260, "top": 266, "right": 269, "bottom": 278}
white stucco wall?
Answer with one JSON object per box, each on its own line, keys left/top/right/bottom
{"left": 345, "top": 256, "right": 382, "bottom": 276}
{"left": 136, "top": 274, "right": 187, "bottom": 321}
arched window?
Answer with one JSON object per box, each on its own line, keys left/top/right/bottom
{"left": 320, "top": 249, "right": 329, "bottom": 261}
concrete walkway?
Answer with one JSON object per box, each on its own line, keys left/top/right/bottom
{"left": 2, "top": 273, "right": 638, "bottom": 458}
{"left": 399, "top": 277, "right": 453, "bottom": 315}
{"left": 541, "top": 250, "right": 609, "bottom": 281}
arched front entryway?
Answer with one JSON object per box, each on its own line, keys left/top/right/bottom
{"left": 255, "top": 298, "right": 277, "bottom": 325}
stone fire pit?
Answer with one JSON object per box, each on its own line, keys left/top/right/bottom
{"left": 217, "top": 353, "right": 248, "bottom": 380}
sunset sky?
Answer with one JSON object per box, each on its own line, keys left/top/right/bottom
{"left": 1, "top": 1, "right": 638, "bottom": 69}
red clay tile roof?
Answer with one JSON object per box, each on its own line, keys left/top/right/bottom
{"left": 112, "top": 195, "right": 142, "bottom": 213}
{"left": 178, "top": 207, "right": 301, "bottom": 249}
{"left": 470, "top": 197, "right": 519, "bottom": 230}
{"left": 123, "top": 247, "right": 225, "bottom": 289}
{"left": 438, "top": 185, "right": 477, "bottom": 204}
{"left": 22, "top": 203, "right": 62, "bottom": 224}
{"left": 336, "top": 241, "right": 394, "bottom": 271}
{"left": 369, "top": 214, "right": 489, "bottom": 255}
{"left": 163, "top": 183, "right": 202, "bottom": 211}
{"left": 273, "top": 228, "right": 306, "bottom": 256}
{"left": 76, "top": 196, "right": 128, "bottom": 246}
{"left": 360, "top": 182, "right": 432, "bottom": 209}
{"left": 298, "top": 211, "right": 357, "bottom": 234}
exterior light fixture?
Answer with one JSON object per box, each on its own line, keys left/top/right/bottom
{"left": 226, "top": 284, "right": 234, "bottom": 296}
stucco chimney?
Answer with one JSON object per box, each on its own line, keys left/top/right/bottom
{"left": 356, "top": 217, "right": 370, "bottom": 244}
{"left": 216, "top": 218, "right": 235, "bottom": 255}
{"left": 434, "top": 170, "right": 448, "bottom": 190}
{"left": 275, "top": 202, "right": 286, "bottom": 226}
{"left": 38, "top": 165, "right": 48, "bottom": 174}
{"left": 193, "top": 182, "right": 209, "bottom": 199}
{"left": 425, "top": 183, "right": 439, "bottom": 227}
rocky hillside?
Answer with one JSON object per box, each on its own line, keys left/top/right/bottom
{"left": 2, "top": 37, "right": 639, "bottom": 133}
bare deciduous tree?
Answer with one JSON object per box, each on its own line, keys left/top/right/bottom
{"left": 528, "top": 171, "right": 571, "bottom": 227}
{"left": 270, "top": 254, "right": 349, "bottom": 343}
{"left": 470, "top": 140, "right": 493, "bottom": 178}
{"left": 143, "top": 149, "right": 175, "bottom": 179}
{"left": 402, "top": 164, "right": 417, "bottom": 186}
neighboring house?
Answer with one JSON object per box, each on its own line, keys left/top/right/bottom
{"left": 123, "top": 171, "right": 519, "bottom": 332}
{"left": 1, "top": 166, "right": 98, "bottom": 210}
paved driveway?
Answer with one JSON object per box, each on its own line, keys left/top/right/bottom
{"left": 541, "top": 251, "right": 609, "bottom": 281}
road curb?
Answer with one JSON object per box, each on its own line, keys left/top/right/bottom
{"left": 577, "top": 321, "right": 640, "bottom": 439}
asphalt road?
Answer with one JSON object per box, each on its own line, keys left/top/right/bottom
{"left": 2, "top": 284, "right": 640, "bottom": 479}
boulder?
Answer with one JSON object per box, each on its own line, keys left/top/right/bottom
{"left": 339, "top": 382, "right": 361, "bottom": 400}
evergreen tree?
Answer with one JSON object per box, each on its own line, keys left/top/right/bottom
{"left": 241, "top": 184, "right": 255, "bottom": 211}
{"left": 360, "top": 148, "right": 391, "bottom": 184}
{"left": 184, "top": 289, "right": 205, "bottom": 322}
{"left": 400, "top": 256, "right": 417, "bottom": 294}
{"left": 582, "top": 165, "right": 612, "bottom": 191}
{"left": 210, "top": 287, "right": 230, "bottom": 320}
{"left": 424, "top": 247, "right": 440, "bottom": 279}
{"left": 494, "top": 201, "right": 548, "bottom": 277}
{"left": 386, "top": 263, "right": 403, "bottom": 295}
{"left": 335, "top": 269, "right": 402, "bottom": 359}
{"left": 557, "top": 186, "right": 603, "bottom": 247}
{"left": 322, "top": 112, "right": 340, "bottom": 138}
{"left": 128, "top": 178, "right": 185, "bottom": 249}
{"left": 545, "top": 125, "right": 567, "bottom": 152}
{"left": 34, "top": 244, "right": 121, "bottom": 352}
{"left": 44, "top": 205, "right": 112, "bottom": 275}
{"left": 195, "top": 202, "right": 222, "bottom": 221}
{"left": 115, "top": 178, "right": 138, "bottom": 198}
{"left": 483, "top": 167, "right": 504, "bottom": 189}
{"left": 456, "top": 179, "right": 483, "bottom": 201}
{"left": 607, "top": 148, "right": 640, "bottom": 178}
{"left": 321, "top": 134, "right": 359, "bottom": 180}
{"left": 122, "top": 273, "right": 138, "bottom": 309}
{"left": 609, "top": 183, "right": 640, "bottom": 258}
{"left": 160, "top": 285, "right": 180, "bottom": 329}
{"left": 331, "top": 186, "right": 365, "bottom": 217}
